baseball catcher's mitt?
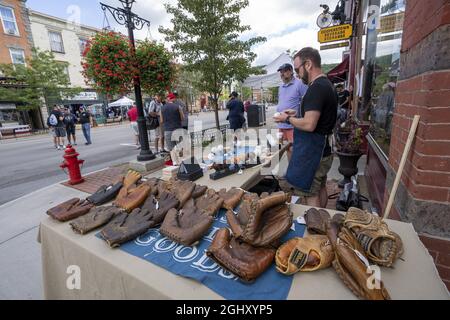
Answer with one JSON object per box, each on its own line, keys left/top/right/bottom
{"left": 226, "top": 191, "right": 292, "bottom": 247}
{"left": 206, "top": 228, "right": 276, "bottom": 282}
{"left": 218, "top": 187, "right": 245, "bottom": 210}
{"left": 344, "top": 207, "right": 403, "bottom": 267}
{"left": 159, "top": 205, "right": 215, "bottom": 246}
{"left": 304, "top": 208, "right": 331, "bottom": 235}
{"left": 113, "top": 183, "right": 151, "bottom": 212}
{"left": 140, "top": 191, "right": 179, "bottom": 227}
{"left": 275, "top": 235, "right": 334, "bottom": 275}
{"left": 47, "top": 198, "right": 94, "bottom": 222}
{"left": 101, "top": 207, "right": 154, "bottom": 247}
{"left": 327, "top": 221, "right": 391, "bottom": 300}
{"left": 87, "top": 178, "right": 123, "bottom": 206}
{"left": 70, "top": 205, "right": 122, "bottom": 234}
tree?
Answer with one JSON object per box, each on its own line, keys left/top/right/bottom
{"left": 159, "top": 0, "right": 266, "bottom": 129}
{"left": 0, "top": 49, "right": 81, "bottom": 111}
{"left": 174, "top": 65, "right": 203, "bottom": 113}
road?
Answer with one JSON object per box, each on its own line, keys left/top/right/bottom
{"left": 0, "top": 106, "right": 276, "bottom": 205}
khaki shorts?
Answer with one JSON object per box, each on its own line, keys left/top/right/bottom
{"left": 279, "top": 155, "right": 333, "bottom": 197}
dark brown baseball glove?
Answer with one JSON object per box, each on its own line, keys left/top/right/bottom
{"left": 70, "top": 205, "right": 122, "bottom": 234}
{"left": 47, "top": 198, "right": 94, "bottom": 222}
{"left": 304, "top": 208, "right": 331, "bottom": 235}
{"left": 140, "top": 191, "right": 180, "bottom": 227}
{"left": 206, "top": 228, "right": 276, "bottom": 282}
{"left": 217, "top": 187, "right": 245, "bottom": 210}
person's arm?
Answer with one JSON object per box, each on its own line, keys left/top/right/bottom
{"left": 159, "top": 110, "right": 164, "bottom": 124}
{"left": 179, "top": 107, "right": 185, "bottom": 121}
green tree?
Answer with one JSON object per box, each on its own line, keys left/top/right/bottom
{"left": 0, "top": 49, "right": 81, "bottom": 111}
{"left": 159, "top": 0, "right": 266, "bottom": 129}
{"left": 174, "top": 65, "right": 203, "bottom": 113}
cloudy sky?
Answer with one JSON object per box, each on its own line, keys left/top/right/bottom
{"left": 27, "top": 0, "right": 346, "bottom": 65}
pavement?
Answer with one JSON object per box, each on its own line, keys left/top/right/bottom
{"left": 0, "top": 105, "right": 367, "bottom": 299}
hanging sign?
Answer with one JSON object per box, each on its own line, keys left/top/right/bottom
{"left": 318, "top": 24, "right": 353, "bottom": 43}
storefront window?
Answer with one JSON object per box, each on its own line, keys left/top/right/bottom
{"left": 363, "top": 0, "right": 405, "bottom": 156}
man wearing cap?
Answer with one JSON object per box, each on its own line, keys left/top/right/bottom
{"left": 276, "top": 63, "right": 308, "bottom": 145}
{"left": 226, "top": 91, "right": 245, "bottom": 131}
{"left": 160, "top": 92, "right": 184, "bottom": 151}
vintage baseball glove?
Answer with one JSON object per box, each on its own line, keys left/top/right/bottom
{"left": 344, "top": 207, "right": 403, "bottom": 267}
{"left": 114, "top": 183, "right": 151, "bottom": 212}
{"left": 226, "top": 191, "right": 292, "bottom": 247}
{"left": 159, "top": 204, "right": 215, "bottom": 246}
{"left": 304, "top": 208, "right": 331, "bottom": 235}
{"left": 275, "top": 235, "right": 334, "bottom": 275}
{"left": 70, "top": 205, "right": 122, "bottom": 234}
{"left": 218, "top": 187, "right": 245, "bottom": 210}
{"left": 87, "top": 177, "right": 124, "bottom": 206}
{"left": 206, "top": 228, "right": 276, "bottom": 282}
{"left": 192, "top": 184, "right": 208, "bottom": 198}
{"left": 47, "top": 198, "right": 94, "bottom": 222}
{"left": 327, "top": 221, "right": 391, "bottom": 300}
{"left": 101, "top": 207, "right": 154, "bottom": 247}
{"left": 158, "top": 179, "right": 195, "bottom": 208}
{"left": 123, "top": 170, "right": 142, "bottom": 188}
{"left": 142, "top": 177, "right": 161, "bottom": 195}
{"left": 183, "top": 188, "right": 224, "bottom": 216}
{"left": 140, "top": 191, "right": 179, "bottom": 227}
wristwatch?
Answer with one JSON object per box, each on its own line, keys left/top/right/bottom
{"left": 285, "top": 115, "right": 292, "bottom": 125}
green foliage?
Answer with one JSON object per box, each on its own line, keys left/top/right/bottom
{"left": 0, "top": 49, "right": 81, "bottom": 110}
{"left": 159, "top": 0, "right": 266, "bottom": 128}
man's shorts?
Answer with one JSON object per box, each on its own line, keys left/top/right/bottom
{"left": 279, "top": 128, "right": 294, "bottom": 143}
{"left": 150, "top": 126, "right": 161, "bottom": 138}
{"left": 279, "top": 155, "right": 333, "bottom": 197}
{"left": 54, "top": 127, "right": 66, "bottom": 137}
{"left": 130, "top": 121, "right": 139, "bottom": 135}
{"left": 164, "top": 130, "right": 176, "bottom": 151}
{"left": 66, "top": 126, "right": 75, "bottom": 136}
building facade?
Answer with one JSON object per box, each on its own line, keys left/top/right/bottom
{"left": 0, "top": 0, "right": 35, "bottom": 128}
{"left": 28, "top": 10, "right": 105, "bottom": 122}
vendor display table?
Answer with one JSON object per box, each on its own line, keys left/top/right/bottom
{"left": 38, "top": 203, "right": 449, "bottom": 299}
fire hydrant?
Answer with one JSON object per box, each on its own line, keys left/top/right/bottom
{"left": 60, "top": 144, "right": 85, "bottom": 185}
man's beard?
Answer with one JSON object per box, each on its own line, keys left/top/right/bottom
{"left": 301, "top": 69, "right": 309, "bottom": 85}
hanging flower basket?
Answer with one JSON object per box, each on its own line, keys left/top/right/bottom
{"left": 135, "top": 40, "right": 176, "bottom": 96}
{"left": 81, "top": 31, "right": 136, "bottom": 96}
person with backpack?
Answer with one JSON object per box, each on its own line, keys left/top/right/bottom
{"left": 63, "top": 108, "right": 77, "bottom": 145}
{"left": 47, "top": 105, "right": 66, "bottom": 150}
{"left": 78, "top": 106, "right": 92, "bottom": 145}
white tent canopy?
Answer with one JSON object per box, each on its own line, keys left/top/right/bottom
{"left": 108, "top": 96, "right": 134, "bottom": 107}
{"left": 242, "top": 53, "right": 294, "bottom": 89}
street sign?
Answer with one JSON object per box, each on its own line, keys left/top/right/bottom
{"left": 320, "top": 41, "right": 350, "bottom": 50}
{"left": 318, "top": 24, "right": 353, "bottom": 43}
{"left": 378, "top": 12, "right": 404, "bottom": 34}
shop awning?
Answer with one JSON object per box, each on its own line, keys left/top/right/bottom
{"left": 327, "top": 56, "right": 349, "bottom": 83}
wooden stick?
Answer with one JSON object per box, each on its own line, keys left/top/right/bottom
{"left": 383, "top": 115, "right": 420, "bottom": 219}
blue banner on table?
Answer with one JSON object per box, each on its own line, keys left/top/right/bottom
{"left": 106, "top": 209, "right": 305, "bottom": 300}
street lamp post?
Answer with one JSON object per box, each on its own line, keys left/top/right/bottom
{"left": 100, "top": 0, "right": 155, "bottom": 161}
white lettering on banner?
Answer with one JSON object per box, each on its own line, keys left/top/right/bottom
{"left": 173, "top": 245, "right": 199, "bottom": 263}
{"left": 191, "top": 253, "right": 221, "bottom": 273}
{"left": 66, "top": 265, "right": 81, "bottom": 290}
{"left": 202, "top": 226, "right": 221, "bottom": 243}
{"left": 135, "top": 229, "right": 160, "bottom": 246}
{"left": 218, "top": 268, "right": 239, "bottom": 280}
{"left": 153, "top": 237, "right": 178, "bottom": 253}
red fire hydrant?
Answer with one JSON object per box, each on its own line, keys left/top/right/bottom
{"left": 60, "top": 144, "right": 85, "bottom": 185}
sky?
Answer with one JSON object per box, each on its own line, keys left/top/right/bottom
{"left": 26, "top": 0, "right": 347, "bottom": 66}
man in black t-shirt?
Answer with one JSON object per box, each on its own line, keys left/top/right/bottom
{"left": 78, "top": 106, "right": 92, "bottom": 145}
{"left": 274, "top": 47, "right": 337, "bottom": 208}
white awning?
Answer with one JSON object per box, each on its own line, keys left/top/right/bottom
{"left": 108, "top": 96, "right": 134, "bottom": 107}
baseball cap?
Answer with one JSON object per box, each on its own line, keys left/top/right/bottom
{"left": 277, "top": 63, "right": 293, "bottom": 72}
{"left": 229, "top": 91, "right": 238, "bottom": 98}
{"left": 167, "top": 92, "right": 176, "bottom": 100}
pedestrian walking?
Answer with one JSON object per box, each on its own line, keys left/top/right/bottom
{"left": 174, "top": 90, "right": 189, "bottom": 131}
{"left": 79, "top": 106, "right": 92, "bottom": 145}
{"left": 63, "top": 108, "right": 77, "bottom": 145}
{"left": 47, "top": 105, "right": 66, "bottom": 150}
{"left": 127, "top": 104, "right": 140, "bottom": 149}
{"left": 226, "top": 91, "right": 245, "bottom": 131}
{"left": 160, "top": 92, "right": 184, "bottom": 151}
{"left": 148, "top": 95, "right": 163, "bottom": 153}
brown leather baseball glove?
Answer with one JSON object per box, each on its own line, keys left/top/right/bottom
{"left": 275, "top": 235, "right": 334, "bottom": 275}
{"left": 183, "top": 188, "right": 224, "bottom": 216}
{"left": 159, "top": 206, "right": 215, "bottom": 246}
{"left": 217, "top": 187, "right": 245, "bottom": 210}
{"left": 344, "top": 207, "right": 403, "bottom": 267}
{"left": 70, "top": 205, "right": 122, "bottom": 234}
{"left": 226, "top": 191, "right": 292, "bottom": 247}
{"left": 140, "top": 191, "right": 179, "bottom": 227}
{"left": 191, "top": 184, "right": 208, "bottom": 198}
{"left": 158, "top": 179, "right": 195, "bottom": 208}
{"left": 206, "top": 228, "right": 276, "bottom": 282}
{"left": 47, "top": 198, "right": 94, "bottom": 222}
{"left": 123, "top": 170, "right": 142, "bottom": 188}
{"left": 327, "top": 221, "right": 391, "bottom": 300}
{"left": 114, "top": 183, "right": 151, "bottom": 212}
{"left": 101, "top": 207, "right": 155, "bottom": 247}
{"left": 304, "top": 208, "right": 331, "bottom": 235}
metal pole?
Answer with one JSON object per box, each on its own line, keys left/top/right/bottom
{"left": 124, "top": 4, "right": 154, "bottom": 161}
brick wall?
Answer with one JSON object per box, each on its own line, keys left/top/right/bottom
{"left": 0, "top": 0, "right": 33, "bottom": 64}
{"left": 385, "top": 0, "right": 450, "bottom": 291}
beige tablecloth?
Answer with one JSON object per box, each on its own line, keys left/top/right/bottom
{"left": 39, "top": 203, "right": 449, "bottom": 300}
